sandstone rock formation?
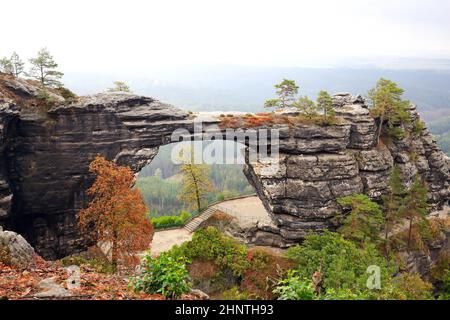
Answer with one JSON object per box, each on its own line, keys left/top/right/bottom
{"left": 0, "top": 75, "right": 449, "bottom": 258}
{"left": 246, "top": 94, "right": 449, "bottom": 245}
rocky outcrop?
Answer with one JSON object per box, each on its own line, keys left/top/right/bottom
{"left": 244, "top": 94, "right": 449, "bottom": 244}
{"left": 0, "top": 77, "right": 449, "bottom": 258}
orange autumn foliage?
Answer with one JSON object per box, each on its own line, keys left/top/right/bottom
{"left": 78, "top": 156, "right": 154, "bottom": 270}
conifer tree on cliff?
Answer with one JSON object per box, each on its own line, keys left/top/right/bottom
{"left": 294, "top": 95, "right": 318, "bottom": 119}
{"left": 78, "top": 156, "right": 154, "bottom": 271}
{"left": 1, "top": 52, "right": 25, "bottom": 77}
{"left": 0, "top": 57, "right": 13, "bottom": 75}
{"left": 28, "top": 48, "right": 64, "bottom": 87}
{"left": 10, "top": 52, "right": 24, "bottom": 77}
{"left": 316, "top": 90, "right": 335, "bottom": 122}
{"left": 382, "top": 165, "right": 406, "bottom": 255}
{"left": 403, "top": 175, "right": 429, "bottom": 252}
{"left": 265, "top": 79, "right": 299, "bottom": 109}
{"left": 107, "top": 81, "right": 132, "bottom": 93}
{"left": 368, "top": 78, "right": 411, "bottom": 145}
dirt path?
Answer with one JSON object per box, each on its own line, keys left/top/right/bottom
{"left": 215, "top": 196, "right": 272, "bottom": 228}
{"left": 150, "top": 196, "right": 271, "bottom": 256}
{"left": 150, "top": 228, "right": 192, "bottom": 257}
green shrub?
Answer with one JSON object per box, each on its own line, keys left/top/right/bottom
{"left": 130, "top": 251, "right": 192, "bottom": 299}
{"left": 412, "top": 118, "right": 426, "bottom": 136}
{"left": 56, "top": 86, "right": 77, "bottom": 102}
{"left": 337, "top": 194, "right": 385, "bottom": 245}
{"left": 36, "top": 88, "right": 57, "bottom": 110}
{"left": 438, "top": 270, "right": 450, "bottom": 300}
{"left": 174, "top": 227, "right": 249, "bottom": 277}
{"left": 222, "top": 287, "right": 249, "bottom": 300}
{"left": 273, "top": 271, "right": 316, "bottom": 300}
{"left": 150, "top": 211, "right": 192, "bottom": 229}
{"left": 319, "top": 288, "right": 367, "bottom": 300}
{"left": 286, "top": 231, "right": 394, "bottom": 294}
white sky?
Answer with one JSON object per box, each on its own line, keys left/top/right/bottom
{"left": 1, "top": 0, "right": 450, "bottom": 72}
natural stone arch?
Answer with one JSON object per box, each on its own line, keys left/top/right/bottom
{"left": 1, "top": 83, "right": 449, "bottom": 259}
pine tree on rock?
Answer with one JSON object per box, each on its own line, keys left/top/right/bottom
{"left": 10, "top": 52, "right": 24, "bottom": 77}
{"left": 403, "top": 175, "right": 429, "bottom": 252}
{"left": 0, "top": 57, "right": 13, "bottom": 75}
{"left": 368, "top": 78, "right": 411, "bottom": 144}
{"left": 264, "top": 79, "right": 299, "bottom": 109}
{"left": 28, "top": 48, "right": 64, "bottom": 87}
{"left": 337, "top": 194, "right": 385, "bottom": 246}
{"left": 382, "top": 166, "right": 406, "bottom": 255}
{"left": 316, "top": 90, "right": 335, "bottom": 123}
{"left": 107, "top": 81, "right": 132, "bottom": 93}
{"left": 294, "top": 96, "right": 318, "bottom": 119}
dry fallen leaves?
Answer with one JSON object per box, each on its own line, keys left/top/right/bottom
{"left": 0, "top": 255, "right": 191, "bottom": 300}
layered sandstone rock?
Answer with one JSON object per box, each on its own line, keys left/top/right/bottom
{"left": 245, "top": 94, "right": 449, "bottom": 245}
{"left": 0, "top": 76, "right": 448, "bottom": 258}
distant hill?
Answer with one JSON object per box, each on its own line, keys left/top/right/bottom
{"left": 64, "top": 65, "right": 450, "bottom": 116}
{"left": 64, "top": 64, "right": 450, "bottom": 154}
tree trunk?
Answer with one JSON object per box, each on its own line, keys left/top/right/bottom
{"left": 384, "top": 218, "right": 390, "bottom": 256}
{"left": 191, "top": 167, "right": 202, "bottom": 213}
{"left": 407, "top": 216, "right": 413, "bottom": 252}
{"left": 111, "top": 230, "right": 118, "bottom": 273}
{"left": 376, "top": 112, "right": 385, "bottom": 145}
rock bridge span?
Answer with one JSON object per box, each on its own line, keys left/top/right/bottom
{"left": 1, "top": 81, "right": 449, "bottom": 259}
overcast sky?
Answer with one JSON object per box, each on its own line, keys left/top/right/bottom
{"left": 1, "top": 0, "right": 450, "bottom": 72}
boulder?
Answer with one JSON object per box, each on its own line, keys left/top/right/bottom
{"left": 33, "top": 277, "right": 72, "bottom": 299}
{"left": 0, "top": 227, "right": 35, "bottom": 268}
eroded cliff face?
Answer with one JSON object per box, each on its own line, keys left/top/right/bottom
{"left": 0, "top": 75, "right": 449, "bottom": 258}
{"left": 0, "top": 95, "right": 19, "bottom": 227}
{"left": 245, "top": 94, "right": 450, "bottom": 246}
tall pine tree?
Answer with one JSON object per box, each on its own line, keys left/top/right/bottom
{"left": 403, "top": 175, "right": 429, "bottom": 252}
{"left": 382, "top": 166, "right": 406, "bottom": 255}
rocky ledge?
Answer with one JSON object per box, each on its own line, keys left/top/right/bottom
{"left": 0, "top": 75, "right": 449, "bottom": 258}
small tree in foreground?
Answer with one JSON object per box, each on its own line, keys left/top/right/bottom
{"left": 107, "top": 81, "right": 131, "bottom": 92}
{"left": 28, "top": 48, "right": 64, "bottom": 87}
{"left": 78, "top": 156, "right": 154, "bottom": 271}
